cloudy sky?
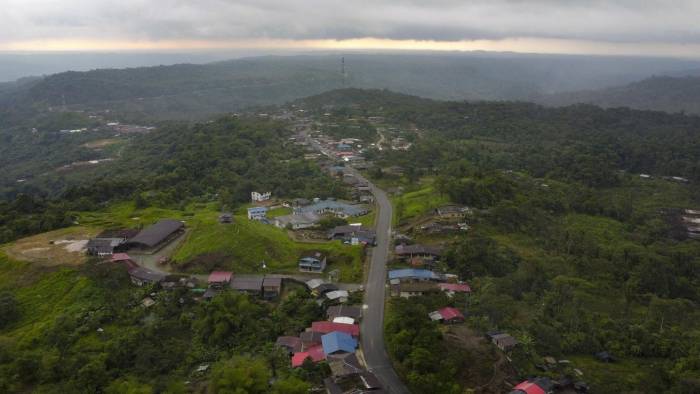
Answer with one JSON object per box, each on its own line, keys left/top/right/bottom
{"left": 2, "top": 0, "right": 700, "bottom": 57}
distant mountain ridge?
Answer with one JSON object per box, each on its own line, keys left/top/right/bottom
{"left": 539, "top": 75, "right": 700, "bottom": 114}
{"left": 2, "top": 53, "right": 700, "bottom": 122}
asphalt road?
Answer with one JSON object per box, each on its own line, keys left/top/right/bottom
{"left": 356, "top": 171, "right": 410, "bottom": 394}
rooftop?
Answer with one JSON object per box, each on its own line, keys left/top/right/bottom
{"left": 128, "top": 219, "right": 183, "bottom": 248}
{"left": 388, "top": 268, "right": 440, "bottom": 281}
{"left": 322, "top": 331, "right": 358, "bottom": 355}
{"left": 208, "top": 271, "right": 233, "bottom": 283}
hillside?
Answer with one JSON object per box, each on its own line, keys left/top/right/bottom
{"left": 2, "top": 53, "right": 700, "bottom": 122}
{"left": 539, "top": 75, "right": 700, "bottom": 114}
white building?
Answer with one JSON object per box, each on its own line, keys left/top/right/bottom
{"left": 251, "top": 191, "right": 272, "bottom": 202}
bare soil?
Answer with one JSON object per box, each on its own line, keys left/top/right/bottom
{"left": 5, "top": 227, "right": 98, "bottom": 266}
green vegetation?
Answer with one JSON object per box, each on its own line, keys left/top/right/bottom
{"left": 304, "top": 89, "right": 700, "bottom": 392}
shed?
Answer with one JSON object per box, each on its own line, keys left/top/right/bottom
{"left": 326, "top": 305, "right": 362, "bottom": 321}
{"left": 230, "top": 276, "right": 264, "bottom": 295}
{"left": 325, "top": 290, "right": 349, "bottom": 303}
{"left": 262, "top": 277, "right": 282, "bottom": 299}
{"left": 126, "top": 219, "right": 184, "bottom": 249}
{"left": 276, "top": 336, "right": 302, "bottom": 354}
{"left": 438, "top": 283, "right": 472, "bottom": 294}
{"left": 300, "top": 331, "right": 323, "bottom": 349}
{"left": 492, "top": 333, "right": 519, "bottom": 351}
{"left": 291, "top": 345, "right": 325, "bottom": 367}
{"left": 435, "top": 307, "right": 465, "bottom": 324}
{"left": 208, "top": 271, "right": 233, "bottom": 288}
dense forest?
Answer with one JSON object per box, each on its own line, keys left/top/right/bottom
{"left": 300, "top": 89, "right": 700, "bottom": 392}
{"left": 0, "top": 115, "right": 345, "bottom": 243}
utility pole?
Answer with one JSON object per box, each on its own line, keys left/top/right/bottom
{"left": 341, "top": 57, "right": 346, "bottom": 87}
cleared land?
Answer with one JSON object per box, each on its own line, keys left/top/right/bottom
{"left": 4, "top": 227, "right": 98, "bottom": 267}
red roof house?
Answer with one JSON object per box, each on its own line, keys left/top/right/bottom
{"left": 510, "top": 379, "right": 549, "bottom": 394}
{"left": 111, "top": 253, "right": 132, "bottom": 262}
{"left": 311, "top": 321, "right": 360, "bottom": 337}
{"left": 438, "top": 307, "right": 465, "bottom": 323}
{"left": 291, "top": 345, "right": 326, "bottom": 367}
{"left": 208, "top": 271, "right": 233, "bottom": 287}
{"left": 438, "top": 283, "right": 472, "bottom": 293}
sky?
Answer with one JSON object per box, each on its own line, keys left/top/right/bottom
{"left": 2, "top": 0, "right": 700, "bottom": 57}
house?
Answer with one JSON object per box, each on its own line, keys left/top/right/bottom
{"left": 388, "top": 268, "right": 441, "bottom": 282}
{"left": 438, "top": 283, "right": 472, "bottom": 295}
{"left": 127, "top": 267, "right": 165, "bottom": 287}
{"left": 491, "top": 333, "right": 519, "bottom": 352}
{"left": 86, "top": 229, "right": 139, "bottom": 256}
{"left": 429, "top": 307, "right": 465, "bottom": 324}
{"left": 291, "top": 345, "right": 326, "bottom": 367}
{"left": 324, "top": 371, "right": 383, "bottom": 394}
{"left": 295, "top": 199, "right": 368, "bottom": 218}
{"left": 218, "top": 213, "right": 233, "bottom": 223}
{"left": 124, "top": 219, "right": 184, "bottom": 250}
{"left": 394, "top": 244, "right": 443, "bottom": 262}
{"left": 262, "top": 277, "right": 282, "bottom": 299}
{"left": 306, "top": 278, "right": 326, "bottom": 291}
{"left": 208, "top": 271, "right": 233, "bottom": 289}
{"left": 251, "top": 191, "right": 271, "bottom": 202}
{"left": 325, "top": 290, "right": 349, "bottom": 303}
{"left": 311, "top": 321, "right": 360, "bottom": 337}
{"left": 509, "top": 377, "right": 554, "bottom": 394}
{"left": 314, "top": 283, "right": 339, "bottom": 296}
{"left": 275, "top": 336, "right": 302, "bottom": 354}
{"left": 300, "top": 331, "right": 323, "bottom": 350}
{"left": 230, "top": 276, "right": 264, "bottom": 296}
{"left": 327, "top": 305, "right": 362, "bottom": 321}
{"left": 435, "top": 205, "right": 471, "bottom": 219}
{"left": 274, "top": 212, "right": 320, "bottom": 229}
{"left": 247, "top": 207, "right": 268, "bottom": 221}
{"left": 299, "top": 252, "right": 327, "bottom": 273}
{"left": 392, "top": 282, "right": 440, "bottom": 298}
{"left": 328, "top": 225, "right": 376, "bottom": 245}
{"left": 322, "top": 331, "right": 358, "bottom": 355}
{"left": 327, "top": 353, "right": 363, "bottom": 377}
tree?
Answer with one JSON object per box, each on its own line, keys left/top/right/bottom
{"left": 271, "top": 376, "right": 310, "bottom": 394}
{"left": 0, "top": 293, "right": 19, "bottom": 328}
{"left": 208, "top": 356, "right": 270, "bottom": 394}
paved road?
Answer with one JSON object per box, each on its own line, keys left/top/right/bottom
{"left": 355, "top": 170, "right": 410, "bottom": 394}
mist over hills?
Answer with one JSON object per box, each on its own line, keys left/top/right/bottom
{"left": 2, "top": 52, "right": 700, "bottom": 121}
{"left": 539, "top": 75, "right": 700, "bottom": 115}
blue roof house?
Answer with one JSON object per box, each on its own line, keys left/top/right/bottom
{"left": 388, "top": 269, "right": 441, "bottom": 282}
{"left": 322, "top": 331, "right": 358, "bottom": 355}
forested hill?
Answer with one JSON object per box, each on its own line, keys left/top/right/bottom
{"left": 2, "top": 53, "right": 700, "bottom": 122}
{"left": 301, "top": 88, "right": 700, "bottom": 182}
{"left": 539, "top": 75, "right": 700, "bottom": 115}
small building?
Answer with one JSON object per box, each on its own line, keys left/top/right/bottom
{"left": 327, "top": 353, "right": 363, "bottom": 377}
{"left": 491, "top": 333, "right": 519, "bottom": 352}
{"left": 86, "top": 229, "right": 139, "bottom": 256}
{"left": 247, "top": 207, "right": 268, "bottom": 221}
{"left": 435, "top": 205, "right": 471, "bottom": 218}
{"left": 311, "top": 321, "right": 360, "bottom": 337}
{"left": 429, "top": 307, "right": 465, "bottom": 324}
{"left": 509, "top": 377, "right": 554, "bottom": 394}
{"left": 299, "top": 252, "right": 327, "bottom": 273}
{"left": 208, "top": 271, "right": 233, "bottom": 289}
{"left": 322, "top": 331, "right": 358, "bottom": 355}
{"left": 327, "top": 305, "right": 362, "bottom": 321}
{"left": 127, "top": 267, "right": 165, "bottom": 287}
{"left": 306, "top": 278, "right": 326, "bottom": 291}
{"left": 324, "top": 371, "right": 383, "bottom": 394}
{"left": 388, "top": 268, "right": 441, "bottom": 282}
{"left": 314, "top": 283, "right": 339, "bottom": 296}
{"left": 125, "top": 219, "right": 184, "bottom": 251}
{"left": 325, "top": 290, "right": 349, "bottom": 303}
{"left": 230, "top": 276, "right": 264, "bottom": 296}
{"left": 276, "top": 336, "right": 302, "bottom": 354}
{"left": 291, "top": 345, "right": 326, "bottom": 367}
{"left": 219, "top": 213, "right": 233, "bottom": 223}
{"left": 392, "top": 282, "right": 440, "bottom": 298}
{"left": 251, "top": 191, "right": 272, "bottom": 202}
{"left": 295, "top": 199, "right": 368, "bottom": 218}
{"left": 274, "top": 212, "right": 320, "bottom": 229}
{"left": 394, "top": 244, "right": 443, "bottom": 262}
{"left": 262, "top": 277, "right": 282, "bottom": 299}
{"left": 438, "top": 283, "right": 472, "bottom": 295}
{"left": 300, "top": 331, "right": 323, "bottom": 350}
{"left": 328, "top": 225, "right": 376, "bottom": 245}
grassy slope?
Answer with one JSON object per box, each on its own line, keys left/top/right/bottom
{"left": 78, "top": 202, "right": 364, "bottom": 282}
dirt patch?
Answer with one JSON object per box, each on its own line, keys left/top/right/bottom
{"left": 82, "top": 139, "right": 120, "bottom": 149}
{"left": 4, "top": 227, "right": 98, "bottom": 267}
{"left": 443, "top": 325, "right": 518, "bottom": 393}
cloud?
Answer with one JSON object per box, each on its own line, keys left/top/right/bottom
{"left": 1, "top": 0, "right": 700, "bottom": 47}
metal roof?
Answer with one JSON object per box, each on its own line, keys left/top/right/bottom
{"left": 128, "top": 219, "right": 183, "bottom": 247}
{"left": 388, "top": 268, "right": 440, "bottom": 280}
{"left": 322, "top": 331, "right": 358, "bottom": 355}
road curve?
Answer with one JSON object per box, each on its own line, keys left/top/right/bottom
{"left": 356, "top": 171, "right": 410, "bottom": 394}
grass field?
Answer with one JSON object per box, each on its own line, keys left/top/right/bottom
{"left": 393, "top": 183, "right": 449, "bottom": 224}
{"left": 77, "top": 202, "right": 365, "bottom": 282}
